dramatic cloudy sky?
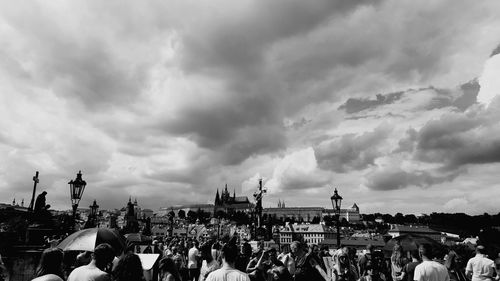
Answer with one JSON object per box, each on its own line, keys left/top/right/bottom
{"left": 1, "top": 0, "right": 500, "bottom": 215}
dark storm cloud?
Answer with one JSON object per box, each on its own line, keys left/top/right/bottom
{"left": 315, "top": 125, "right": 392, "bottom": 172}
{"left": 365, "top": 167, "right": 460, "bottom": 190}
{"left": 179, "top": 0, "right": 380, "bottom": 76}
{"left": 0, "top": 5, "right": 149, "bottom": 110}
{"left": 398, "top": 104, "right": 500, "bottom": 171}
{"left": 339, "top": 91, "right": 406, "bottom": 114}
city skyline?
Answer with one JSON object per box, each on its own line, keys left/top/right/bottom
{"left": 1, "top": 1, "right": 500, "bottom": 215}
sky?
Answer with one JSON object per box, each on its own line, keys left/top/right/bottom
{"left": 1, "top": 0, "right": 500, "bottom": 215}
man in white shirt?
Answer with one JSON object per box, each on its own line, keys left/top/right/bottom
{"left": 414, "top": 244, "right": 449, "bottom": 281}
{"left": 466, "top": 245, "right": 495, "bottom": 281}
{"left": 68, "top": 243, "right": 115, "bottom": 281}
{"left": 206, "top": 243, "right": 250, "bottom": 281}
{"left": 188, "top": 241, "right": 201, "bottom": 281}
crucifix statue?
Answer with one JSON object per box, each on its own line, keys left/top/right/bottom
{"left": 28, "top": 171, "right": 39, "bottom": 212}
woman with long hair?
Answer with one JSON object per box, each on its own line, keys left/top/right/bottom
{"left": 390, "top": 244, "right": 408, "bottom": 281}
{"left": 199, "top": 243, "right": 219, "bottom": 281}
{"left": 32, "top": 248, "right": 65, "bottom": 281}
{"left": 112, "top": 253, "right": 144, "bottom": 281}
{"left": 158, "top": 257, "right": 181, "bottom": 281}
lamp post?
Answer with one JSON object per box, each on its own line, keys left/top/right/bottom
{"left": 330, "top": 188, "right": 342, "bottom": 249}
{"left": 68, "top": 171, "right": 87, "bottom": 231}
{"left": 89, "top": 199, "right": 99, "bottom": 228}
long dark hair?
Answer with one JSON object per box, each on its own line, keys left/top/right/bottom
{"left": 158, "top": 257, "right": 181, "bottom": 281}
{"left": 112, "top": 253, "right": 143, "bottom": 281}
{"left": 36, "top": 248, "right": 64, "bottom": 278}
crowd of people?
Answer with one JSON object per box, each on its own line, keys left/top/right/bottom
{"left": 27, "top": 234, "right": 500, "bottom": 281}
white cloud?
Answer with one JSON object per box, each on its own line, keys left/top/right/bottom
{"left": 478, "top": 54, "right": 500, "bottom": 107}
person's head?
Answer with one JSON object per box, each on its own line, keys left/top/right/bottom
{"left": 112, "top": 253, "right": 143, "bottom": 281}
{"left": 494, "top": 258, "right": 500, "bottom": 275}
{"left": 476, "top": 245, "right": 486, "bottom": 255}
{"left": 418, "top": 243, "right": 434, "bottom": 260}
{"left": 241, "top": 242, "right": 252, "bottom": 257}
{"left": 366, "top": 244, "right": 373, "bottom": 253}
{"left": 76, "top": 251, "right": 92, "bottom": 267}
{"left": 36, "top": 248, "right": 64, "bottom": 278}
{"left": 221, "top": 243, "right": 238, "bottom": 265}
{"left": 391, "top": 244, "right": 405, "bottom": 265}
{"left": 172, "top": 254, "right": 183, "bottom": 270}
{"left": 290, "top": 241, "right": 302, "bottom": 256}
{"left": 200, "top": 243, "right": 213, "bottom": 262}
{"left": 93, "top": 243, "right": 115, "bottom": 271}
{"left": 271, "top": 266, "right": 293, "bottom": 281}
{"left": 159, "top": 258, "right": 181, "bottom": 281}
{"left": 410, "top": 249, "right": 420, "bottom": 261}
{"left": 267, "top": 248, "right": 278, "bottom": 262}
{"left": 320, "top": 245, "right": 329, "bottom": 255}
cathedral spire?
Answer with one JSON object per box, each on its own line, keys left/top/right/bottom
{"left": 215, "top": 189, "right": 220, "bottom": 205}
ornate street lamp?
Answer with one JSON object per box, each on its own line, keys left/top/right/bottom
{"left": 330, "top": 188, "right": 343, "bottom": 249}
{"left": 89, "top": 200, "right": 99, "bottom": 218}
{"left": 68, "top": 171, "right": 87, "bottom": 231}
{"left": 90, "top": 199, "right": 99, "bottom": 227}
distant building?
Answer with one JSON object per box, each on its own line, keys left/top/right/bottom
{"left": 387, "top": 224, "right": 442, "bottom": 241}
{"left": 263, "top": 202, "right": 361, "bottom": 223}
{"left": 323, "top": 203, "right": 361, "bottom": 222}
{"left": 279, "top": 223, "right": 337, "bottom": 246}
{"left": 214, "top": 184, "right": 253, "bottom": 214}
{"left": 158, "top": 204, "right": 215, "bottom": 217}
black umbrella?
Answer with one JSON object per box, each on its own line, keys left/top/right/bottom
{"left": 57, "top": 228, "right": 126, "bottom": 255}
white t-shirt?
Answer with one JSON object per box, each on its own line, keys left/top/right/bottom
{"left": 32, "top": 274, "right": 64, "bottom": 281}
{"left": 466, "top": 254, "right": 495, "bottom": 281}
{"left": 188, "top": 247, "right": 200, "bottom": 269}
{"left": 414, "top": 261, "right": 450, "bottom": 281}
{"left": 206, "top": 266, "right": 250, "bottom": 281}
{"left": 67, "top": 264, "right": 111, "bottom": 281}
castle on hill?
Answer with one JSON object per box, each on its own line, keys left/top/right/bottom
{"left": 214, "top": 184, "right": 253, "bottom": 214}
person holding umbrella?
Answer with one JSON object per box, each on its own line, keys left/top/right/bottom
{"left": 68, "top": 243, "right": 115, "bottom": 281}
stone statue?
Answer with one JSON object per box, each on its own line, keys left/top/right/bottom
{"left": 34, "top": 191, "right": 51, "bottom": 213}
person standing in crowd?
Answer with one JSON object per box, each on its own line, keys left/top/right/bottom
{"left": 270, "top": 266, "right": 293, "bottom": 281}
{"left": 494, "top": 257, "right": 500, "bottom": 281}
{"left": 391, "top": 244, "right": 409, "bottom": 281}
{"left": 465, "top": 245, "right": 495, "bottom": 281}
{"left": 291, "top": 242, "right": 323, "bottom": 281}
{"left": 199, "top": 243, "right": 220, "bottom": 281}
{"left": 32, "top": 248, "right": 65, "bottom": 281}
{"left": 235, "top": 241, "right": 252, "bottom": 273}
{"left": 111, "top": 253, "right": 143, "bottom": 281}
{"left": 68, "top": 243, "right": 116, "bottom": 281}
{"left": 333, "top": 249, "right": 357, "bottom": 281}
{"left": 188, "top": 241, "right": 200, "bottom": 281}
{"left": 206, "top": 243, "right": 249, "bottom": 281}
{"left": 282, "top": 242, "right": 298, "bottom": 276}
{"left": 159, "top": 258, "right": 182, "bottom": 281}
{"left": 444, "top": 248, "right": 463, "bottom": 281}
{"left": 414, "top": 244, "right": 449, "bottom": 281}
{"left": 358, "top": 244, "right": 373, "bottom": 278}
{"left": 401, "top": 250, "right": 421, "bottom": 281}
{"left": 246, "top": 247, "right": 270, "bottom": 281}
{"left": 358, "top": 244, "right": 386, "bottom": 281}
